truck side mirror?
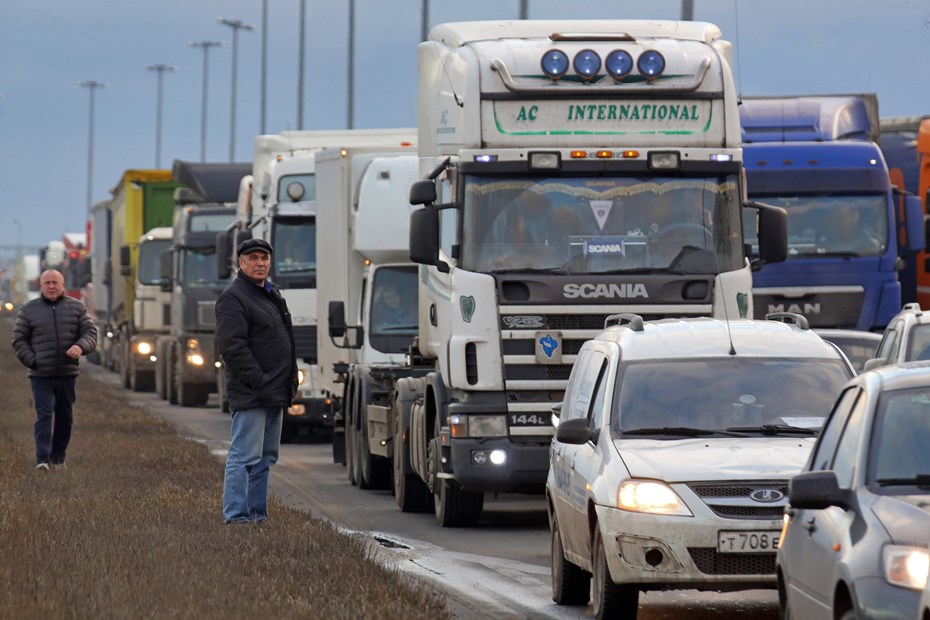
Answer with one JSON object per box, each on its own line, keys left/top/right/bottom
{"left": 410, "top": 208, "right": 442, "bottom": 269}
{"left": 159, "top": 251, "right": 172, "bottom": 292}
{"left": 216, "top": 231, "right": 232, "bottom": 279}
{"left": 328, "top": 301, "right": 347, "bottom": 339}
{"left": 755, "top": 203, "right": 788, "bottom": 265}
{"left": 903, "top": 194, "right": 927, "bottom": 253}
{"left": 410, "top": 179, "right": 437, "bottom": 206}
{"left": 119, "top": 245, "right": 131, "bottom": 276}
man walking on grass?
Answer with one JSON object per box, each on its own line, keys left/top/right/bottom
{"left": 215, "top": 239, "right": 297, "bottom": 524}
{"left": 11, "top": 269, "right": 97, "bottom": 470}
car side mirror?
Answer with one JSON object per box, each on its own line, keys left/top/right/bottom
{"left": 788, "top": 470, "right": 851, "bottom": 511}
{"left": 862, "top": 358, "right": 886, "bottom": 372}
{"left": 554, "top": 416, "right": 599, "bottom": 445}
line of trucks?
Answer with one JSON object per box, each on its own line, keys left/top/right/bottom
{"left": 73, "top": 19, "right": 930, "bottom": 528}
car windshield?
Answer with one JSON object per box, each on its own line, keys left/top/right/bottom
{"left": 904, "top": 325, "right": 930, "bottom": 362}
{"left": 871, "top": 388, "right": 930, "bottom": 486}
{"left": 612, "top": 358, "right": 852, "bottom": 437}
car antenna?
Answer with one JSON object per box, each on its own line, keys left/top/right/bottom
{"left": 705, "top": 186, "right": 737, "bottom": 355}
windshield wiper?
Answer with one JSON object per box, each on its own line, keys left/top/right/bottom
{"left": 622, "top": 427, "right": 748, "bottom": 437}
{"left": 812, "top": 252, "right": 860, "bottom": 259}
{"left": 489, "top": 267, "right": 565, "bottom": 274}
{"left": 379, "top": 324, "right": 418, "bottom": 331}
{"left": 725, "top": 424, "right": 818, "bottom": 436}
{"left": 876, "top": 474, "right": 930, "bottom": 488}
{"left": 276, "top": 265, "right": 316, "bottom": 273}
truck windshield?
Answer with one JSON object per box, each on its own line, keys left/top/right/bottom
{"left": 182, "top": 248, "right": 229, "bottom": 287}
{"left": 743, "top": 194, "right": 887, "bottom": 258}
{"left": 459, "top": 174, "right": 743, "bottom": 274}
{"left": 270, "top": 217, "right": 316, "bottom": 287}
{"left": 138, "top": 239, "right": 172, "bottom": 285}
{"left": 612, "top": 358, "right": 851, "bottom": 437}
{"left": 370, "top": 266, "right": 418, "bottom": 337}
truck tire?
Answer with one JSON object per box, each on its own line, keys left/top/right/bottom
{"left": 345, "top": 376, "right": 359, "bottom": 486}
{"left": 356, "top": 370, "right": 390, "bottom": 491}
{"left": 130, "top": 366, "right": 153, "bottom": 392}
{"left": 120, "top": 332, "right": 131, "bottom": 389}
{"left": 393, "top": 386, "right": 431, "bottom": 513}
{"left": 166, "top": 343, "right": 178, "bottom": 405}
{"left": 154, "top": 340, "right": 168, "bottom": 400}
{"left": 428, "top": 417, "right": 483, "bottom": 527}
{"left": 216, "top": 364, "right": 229, "bottom": 413}
{"left": 176, "top": 356, "right": 208, "bottom": 407}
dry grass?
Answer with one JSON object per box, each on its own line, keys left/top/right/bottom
{"left": 0, "top": 319, "right": 449, "bottom": 619}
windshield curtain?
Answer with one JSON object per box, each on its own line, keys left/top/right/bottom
{"left": 182, "top": 248, "right": 228, "bottom": 287}
{"left": 459, "top": 174, "right": 743, "bottom": 274}
{"left": 270, "top": 218, "right": 316, "bottom": 286}
{"left": 138, "top": 239, "right": 171, "bottom": 285}
{"left": 369, "top": 266, "right": 418, "bottom": 337}
{"left": 611, "top": 358, "right": 851, "bottom": 436}
{"left": 188, "top": 213, "right": 236, "bottom": 233}
{"left": 743, "top": 194, "right": 888, "bottom": 258}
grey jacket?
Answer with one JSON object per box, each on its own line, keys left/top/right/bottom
{"left": 12, "top": 295, "right": 97, "bottom": 378}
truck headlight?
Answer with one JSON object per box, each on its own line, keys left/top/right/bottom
{"left": 297, "top": 369, "right": 306, "bottom": 386}
{"left": 884, "top": 545, "right": 930, "bottom": 590}
{"left": 617, "top": 480, "right": 692, "bottom": 516}
{"left": 135, "top": 341, "right": 153, "bottom": 355}
{"left": 449, "top": 414, "right": 507, "bottom": 438}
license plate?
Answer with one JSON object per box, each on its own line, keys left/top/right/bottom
{"left": 717, "top": 530, "right": 780, "bottom": 554}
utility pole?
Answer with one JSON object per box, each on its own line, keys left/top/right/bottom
{"left": 681, "top": 0, "right": 694, "bottom": 21}
{"left": 79, "top": 80, "right": 106, "bottom": 216}
{"left": 261, "top": 0, "right": 268, "bottom": 134}
{"left": 347, "top": 0, "right": 355, "bottom": 129}
{"left": 218, "top": 17, "right": 255, "bottom": 162}
{"left": 189, "top": 41, "right": 222, "bottom": 163}
{"left": 420, "top": 0, "right": 429, "bottom": 41}
{"left": 519, "top": 0, "right": 528, "bottom": 19}
{"left": 146, "top": 64, "right": 175, "bottom": 168}
{"left": 298, "top": 0, "right": 306, "bottom": 129}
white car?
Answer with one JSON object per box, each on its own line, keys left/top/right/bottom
{"left": 866, "top": 303, "right": 930, "bottom": 370}
{"left": 547, "top": 313, "right": 855, "bottom": 619}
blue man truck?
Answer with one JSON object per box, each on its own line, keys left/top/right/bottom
{"left": 741, "top": 95, "right": 925, "bottom": 330}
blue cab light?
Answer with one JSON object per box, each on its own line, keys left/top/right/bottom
{"left": 573, "top": 49, "right": 601, "bottom": 81}
{"left": 605, "top": 50, "right": 634, "bottom": 80}
{"left": 541, "top": 50, "right": 569, "bottom": 80}
{"left": 638, "top": 50, "right": 666, "bottom": 80}
{"left": 474, "top": 154, "right": 498, "bottom": 163}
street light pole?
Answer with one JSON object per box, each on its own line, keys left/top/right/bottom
{"left": 218, "top": 17, "right": 255, "bottom": 162}
{"left": 189, "top": 41, "right": 222, "bottom": 163}
{"left": 347, "top": 0, "right": 355, "bottom": 129}
{"left": 261, "top": 0, "right": 268, "bottom": 134}
{"left": 79, "top": 80, "right": 106, "bottom": 217}
{"left": 298, "top": 0, "right": 306, "bottom": 129}
{"left": 146, "top": 64, "right": 175, "bottom": 168}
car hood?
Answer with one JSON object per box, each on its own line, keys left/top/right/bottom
{"left": 871, "top": 496, "right": 930, "bottom": 544}
{"left": 614, "top": 437, "right": 815, "bottom": 481}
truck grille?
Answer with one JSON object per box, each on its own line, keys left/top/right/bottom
{"left": 197, "top": 304, "right": 216, "bottom": 327}
{"left": 293, "top": 325, "right": 317, "bottom": 364}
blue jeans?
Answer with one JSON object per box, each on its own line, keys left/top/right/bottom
{"left": 223, "top": 407, "right": 283, "bottom": 523}
{"left": 31, "top": 377, "right": 76, "bottom": 465}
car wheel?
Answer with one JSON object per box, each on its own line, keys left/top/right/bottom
{"left": 551, "top": 515, "right": 590, "bottom": 605}
{"left": 592, "top": 527, "right": 638, "bottom": 620}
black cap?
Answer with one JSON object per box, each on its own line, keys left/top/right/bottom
{"left": 237, "top": 238, "right": 273, "bottom": 256}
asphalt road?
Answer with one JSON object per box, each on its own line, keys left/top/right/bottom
{"left": 86, "top": 362, "right": 780, "bottom": 619}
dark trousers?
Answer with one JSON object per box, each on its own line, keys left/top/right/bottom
{"left": 30, "top": 377, "right": 77, "bottom": 465}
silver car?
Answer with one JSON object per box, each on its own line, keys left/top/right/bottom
{"left": 777, "top": 362, "right": 930, "bottom": 619}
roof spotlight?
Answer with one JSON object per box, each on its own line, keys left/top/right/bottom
{"left": 637, "top": 50, "right": 666, "bottom": 80}
{"left": 573, "top": 49, "right": 601, "bottom": 81}
{"left": 541, "top": 50, "right": 569, "bottom": 81}
{"left": 605, "top": 50, "right": 634, "bottom": 80}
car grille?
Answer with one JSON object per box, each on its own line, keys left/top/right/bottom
{"left": 688, "top": 480, "right": 789, "bottom": 520}
{"left": 687, "top": 548, "right": 776, "bottom": 576}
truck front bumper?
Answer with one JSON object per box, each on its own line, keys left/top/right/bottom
{"left": 448, "top": 437, "right": 549, "bottom": 494}
{"left": 284, "top": 397, "right": 337, "bottom": 430}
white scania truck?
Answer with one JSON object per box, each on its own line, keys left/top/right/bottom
{"left": 217, "top": 129, "right": 415, "bottom": 438}
{"left": 383, "top": 20, "right": 787, "bottom": 526}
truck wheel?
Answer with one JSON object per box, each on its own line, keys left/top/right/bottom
{"left": 592, "top": 527, "right": 638, "bottom": 620}
{"left": 345, "top": 377, "right": 359, "bottom": 486}
{"left": 393, "top": 397, "right": 431, "bottom": 513}
{"left": 166, "top": 344, "right": 178, "bottom": 405}
{"left": 154, "top": 341, "right": 168, "bottom": 400}
{"left": 434, "top": 478, "right": 483, "bottom": 527}
{"left": 216, "top": 365, "right": 229, "bottom": 413}
{"left": 130, "top": 367, "right": 153, "bottom": 392}
{"left": 176, "top": 357, "right": 208, "bottom": 407}
{"left": 356, "top": 371, "right": 390, "bottom": 491}
{"left": 120, "top": 334, "right": 131, "bottom": 389}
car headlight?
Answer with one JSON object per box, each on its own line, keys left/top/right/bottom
{"left": 617, "top": 480, "right": 692, "bottom": 516}
{"left": 884, "top": 544, "right": 930, "bottom": 590}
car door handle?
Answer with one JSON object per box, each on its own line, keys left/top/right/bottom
{"left": 802, "top": 518, "right": 816, "bottom": 534}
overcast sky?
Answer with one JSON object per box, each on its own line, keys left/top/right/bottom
{"left": 3, "top": 0, "right": 930, "bottom": 257}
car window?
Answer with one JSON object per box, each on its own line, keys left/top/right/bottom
{"left": 831, "top": 392, "right": 869, "bottom": 489}
{"left": 570, "top": 350, "right": 607, "bottom": 421}
{"left": 875, "top": 320, "right": 902, "bottom": 362}
{"left": 809, "top": 387, "right": 860, "bottom": 471}
{"left": 611, "top": 358, "right": 851, "bottom": 434}
{"left": 561, "top": 348, "right": 591, "bottom": 421}
{"left": 904, "top": 324, "right": 930, "bottom": 362}
{"left": 871, "top": 389, "right": 930, "bottom": 481}
{"left": 588, "top": 357, "right": 609, "bottom": 433}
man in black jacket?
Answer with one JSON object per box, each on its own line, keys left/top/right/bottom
{"left": 12, "top": 269, "right": 97, "bottom": 470}
{"left": 215, "top": 238, "right": 297, "bottom": 524}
